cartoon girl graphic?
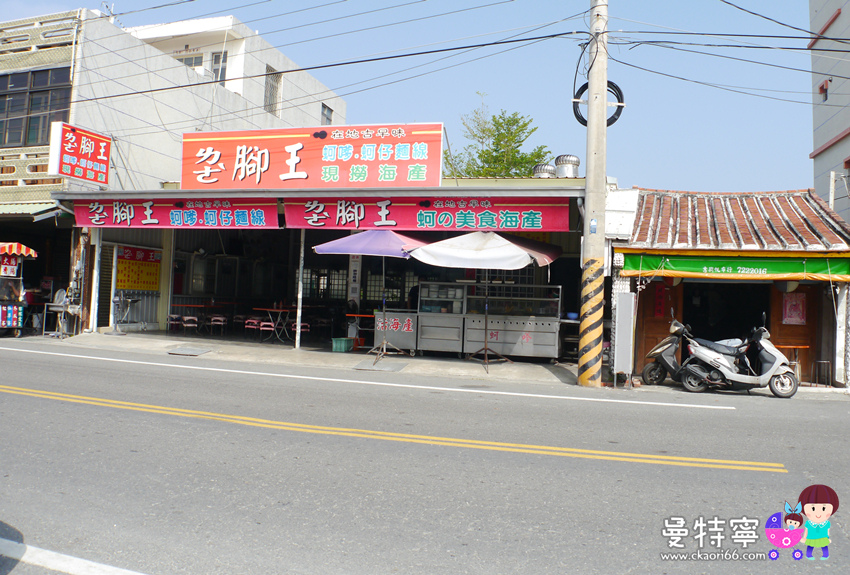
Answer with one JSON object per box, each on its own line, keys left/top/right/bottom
{"left": 784, "top": 501, "right": 803, "bottom": 530}
{"left": 798, "top": 484, "right": 839, "bottom": 560}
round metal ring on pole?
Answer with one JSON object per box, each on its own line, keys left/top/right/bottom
{"left": 573, "top": 80, "right": 624, "bottom": 127}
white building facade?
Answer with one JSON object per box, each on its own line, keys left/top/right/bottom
{"left": 0, "top": 9, "right": 345, "bottom": 332}
{"left": 809, "top": 1, "right": 850, "bottom": 219}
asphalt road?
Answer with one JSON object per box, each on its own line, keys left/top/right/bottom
{"left": 0, "top": 337, "right": 848, "bottom": 574}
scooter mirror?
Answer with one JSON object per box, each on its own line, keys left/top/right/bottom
{"left": 761, "top": 311, "right": 766, "bottom": 327}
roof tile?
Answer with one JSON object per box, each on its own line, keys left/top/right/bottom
{"left": 629, "top": 189, "right": 850, "bottom": 252}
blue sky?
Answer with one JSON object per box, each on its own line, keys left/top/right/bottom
{"left": 8, "top": 1, "right": 816, "bottom": 192}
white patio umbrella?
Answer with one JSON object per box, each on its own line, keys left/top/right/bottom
{"left": 405, "top": 231, "right": 561, "bottom": 370}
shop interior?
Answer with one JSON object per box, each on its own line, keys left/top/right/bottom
{"left": 158, "top": 227, "right": 583, "bottom": 353}
{"left": 682, "top": 282, "right": 771, "bottom": 343}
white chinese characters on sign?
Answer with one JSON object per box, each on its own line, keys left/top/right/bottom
{"left": 279, "top": 143, "right": 308, "bottom": 181}
{"left": 194, "top": 147, "right": 226, "bottom": 184}
{"left": 232, "top": 145, "right": 270, "bottom": 184}
{"left": 302, "top": 199, "right": 399, "bottom": 229}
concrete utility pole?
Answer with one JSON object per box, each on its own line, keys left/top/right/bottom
{"left": 579, "top": 0, "right": 609, "bottom": 387}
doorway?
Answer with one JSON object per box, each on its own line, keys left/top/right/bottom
{"left": 682, "top": 282, "right": 770, "bottom": 342}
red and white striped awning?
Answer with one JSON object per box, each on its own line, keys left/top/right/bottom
{"left": 0, "top": 242, "right": 38, "bottom": 258}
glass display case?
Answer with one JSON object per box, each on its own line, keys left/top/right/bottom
{"left": 465, "top": 284, "right": 560, "bottom": 317}
{"left": 417, "top": 282, "right": 465, "bottom": 353}
{"left": 417, "top": 281, "right": 465, "bottom": 314}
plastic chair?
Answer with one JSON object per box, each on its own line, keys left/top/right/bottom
{"left": 258, "top": 320, "right": 275, "bottom": 341}
{"left": 208, "top": 314, "right": 227, "bottom": 336}
{"left": 289, "top": 322, "right": 310, "bottom": 341}
{"left": 182, "top": 315, "right": 199, "bottom": 335}
{"left": 244, "top": 317, "right": 260, "bottom": 338}
{"left": 166, "top": 314, "right": 182, "bottom": 334}
{"left": 43, "top": 289, "right": 67, "bottom": 336}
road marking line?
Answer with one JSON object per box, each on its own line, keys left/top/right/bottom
{"left": 0, "top": 346, "right": 735, "bottom": 410}
{"left": 0, "top": 537, "right": 149, "bottom": 575}
{"left": 0, "top": 384, "right": 785, "bottom": 473}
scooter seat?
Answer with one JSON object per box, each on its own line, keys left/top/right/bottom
{"left": 694, "top": 338, "right": 741, "bottom": 356}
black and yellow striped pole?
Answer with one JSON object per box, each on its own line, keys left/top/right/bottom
{"left": 579, "top": 0, "right": 608, "bottom": 387}
{"left": 579, "top": 258, "right": 605, "bottom": 386}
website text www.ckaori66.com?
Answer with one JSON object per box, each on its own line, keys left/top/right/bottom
{"left": 660, "top": 549, "right": 767, "bottom": 561}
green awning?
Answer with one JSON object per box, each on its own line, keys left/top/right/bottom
{"left": 621, "top": 253, "right": 850, "bottom": 281}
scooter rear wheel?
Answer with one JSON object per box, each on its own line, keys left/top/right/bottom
{"left": 682, "top": 372, "right": 708, "bottom": 393}
{"left": 641, "top": 362, "right": 667, "bottom": 385}
{"left": 769, "top": 372, "right": 798, "bottom": 398}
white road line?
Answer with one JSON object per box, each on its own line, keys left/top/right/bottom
{"left": 0, "top": 537, "right": 149, "bottom": 575}
{"left": 0, "top": 346, "right": 734, "bottom": 410}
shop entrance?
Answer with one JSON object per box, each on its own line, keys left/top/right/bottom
{"left": 682, "top": 282, "right": 770, "bottom": 343}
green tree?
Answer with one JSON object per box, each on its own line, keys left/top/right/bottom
{"left": 444, "top": 94, "right": 551, "bottom": 178}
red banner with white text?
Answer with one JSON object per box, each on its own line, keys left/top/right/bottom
{"left": 181, "top": 123, "right": 443, "bottom": 190}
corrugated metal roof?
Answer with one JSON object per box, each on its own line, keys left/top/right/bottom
{"left": 0, "top": 201, "right": 56, "bottom": 216}
{"left": 629, "top": 189, "right": 850, "bottom": 252}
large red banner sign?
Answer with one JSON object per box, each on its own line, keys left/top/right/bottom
{"left": 181, "top": 123, "right": 443, "bottom": 190}
{"left": 74, "top": 198, "right": 279, "bottom": 229}
{"left": 283, "top": 196, "right": 569, "bottom": 231}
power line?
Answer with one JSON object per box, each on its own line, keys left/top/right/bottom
{"left": 608, "top": 54, "right": 815, "bottom": 106}
{"left": 113, "top": 0, "right": 199, "bottom": 17}
{"left": 74, "top": 30, "right": 587, "bottom": 104}
{"left": 69, "top": 1, "right": 520, "bottom": 96}
{"left": 618, "top": 40, "right": 850, "bottom": 84}
{"left": 612, "top": 29, "right": 850, "bottom": 47}
{"left": 716, "top": 0, "right": 830, "bottom": 40}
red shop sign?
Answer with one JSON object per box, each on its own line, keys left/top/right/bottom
{"left": 1, "top": 255, "right": 20, "bottom": 277}
{"left": 283, "top": 196, "right": 569, "bottom": 232}
{"left": 74, "top": 198, "right": 279, "bottom": 229}
{"left": 181, "top": 123, "right": 443, "bottom": 190}
{"left": 47, "top": 122, "right": 111, "bottom": 186}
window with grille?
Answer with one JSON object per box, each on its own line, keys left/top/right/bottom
{"left": 299, "top": 269, "right": 347, "bottom": 300}
{"left": 212, "top": 51, "right": 228, "bottom": 85}
{"left": 0, "top": 67, "right": 71, "bottom": 148}
{"left": 321, "top": 103, "right": 333, "bottom": 125}
{"left": 264, "top": 65, "right": 281, "bottom": 117}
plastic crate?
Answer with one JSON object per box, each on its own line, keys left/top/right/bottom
{"left": 332, "top": 337, "right": 354, "bottom": 352}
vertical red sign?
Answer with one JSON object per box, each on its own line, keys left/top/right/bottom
{"left": 48, "top": 122, "right": 112, "bottom": 186}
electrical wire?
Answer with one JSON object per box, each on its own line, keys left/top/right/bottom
{"left": 716, "top": 0, "right": 845, "bottom": 43}
{"left": 72, "top": 30, "right": 586, "bottom": 104}
{"left": 113, "top": 0, "right": 199, "bottom": 17}
{"left": 615, "top": 40, "right": 850, "bottom": 85}
{"left": 608, "top": 54, "right": 815, "bottom": 106}
{"left": 68, "top": 1, "right": 525, "bottom": 97}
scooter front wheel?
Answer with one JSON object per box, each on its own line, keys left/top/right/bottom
{"left": 769, "top": 372, "right": 798, "bottom": 398}
{"left": 641, "top": 362, "right": 667, "bottom": 385}
{"left": 682, "top": 372, "right": 708, "bottom": 393}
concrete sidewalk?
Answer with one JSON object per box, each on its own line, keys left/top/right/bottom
{"left": 39, "top": 331, "right": 850, "bottom": 395}
{"left": 58, "top": 331, "right": 580, "bottom": 386}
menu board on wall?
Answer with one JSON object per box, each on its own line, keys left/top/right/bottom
{"left": 115, "top": 246, "right": 161, "bottom": 292}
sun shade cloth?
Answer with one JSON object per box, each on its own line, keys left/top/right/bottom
{"left": 0, "top": 242, "right": 38, "bottom": 258}
{"left": 313, "top": 229, "right": 428, "bottom": 258}
{"left": 404, "top": 231, "right": 561, "bottom": 270}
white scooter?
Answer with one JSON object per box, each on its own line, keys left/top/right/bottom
{"left": 681, "top": 314, "right": 798, "bottom": 398}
